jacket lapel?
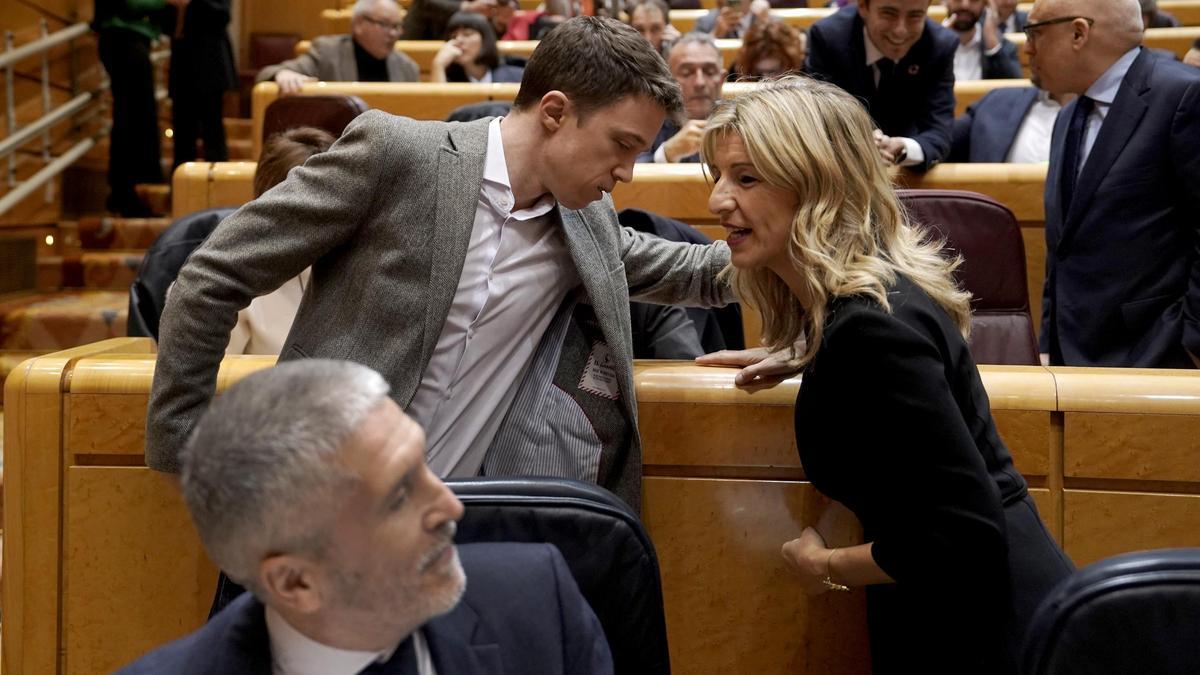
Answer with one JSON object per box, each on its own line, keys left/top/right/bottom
{"left": 998, "top": 88, "right": 1040, "bottom": 160}
{"left": 418, "top": 120, "right": 490, "bottom": 375}
{"left": 423, "top": 599, "right": 503, "bottom": 674}
{"left": 558, "top": 206, "right": 631, "bottom": 387}
{"left": 1059, "top": 50, "right": 1152, "bottom": 251}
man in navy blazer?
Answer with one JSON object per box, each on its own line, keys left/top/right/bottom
{"left": 806, "top": 0, "right": 959, "bottom": 171}
{"left": 950, "top": 84, "right": 1073, "bottom": 162}
{"left": 120, "top": 360, "right": 612, "bottom": 674}
{"left": 1033, "top": 0, "right": 1200, "bottom": 368}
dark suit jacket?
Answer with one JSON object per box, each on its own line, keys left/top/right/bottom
{"left": 977, "top": 33, "right": 1022, "bottom": 80}
{"left": 401, "top": 0, "right": 461, "bottom": 39}
{"left": 805, "top": 5, "right": 957, "bottom": 171}
{"left": 1041, "top": 48, "right": 1200, "bottom": 367}
{"left": 950, "top": 86, "right": 1040, "bottom": 162}
{"left": 1001, "top": 9, "right": 1028, "bottom": 34}
{"left": 796, "top": 274, "right": 1072, "bottom": 672}
{"left": 117, "top": 543, "right": 613, "bottom": 674}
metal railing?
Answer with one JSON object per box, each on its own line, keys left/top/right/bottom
{"left": 0, "top": 20, "right": 103, "bottom": 216}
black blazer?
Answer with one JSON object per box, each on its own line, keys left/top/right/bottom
{"left": 977, "top": 33, "right": 1023, "bottom": 80}
{"left": 950, "top": 86, "right": 1040, "bottom": 162}
{"left": 805, "top": 5, "right": 958, "bottom": 171}
{"left": 795, "top": 275, "right": 1072, "bottom": 672}
{"left": 1041, "top": 48, "right": 1200, "bottom": 367}
{"left": 116, "top": 543, "right": 613, "bottom": 674}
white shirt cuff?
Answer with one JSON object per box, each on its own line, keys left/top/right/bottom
{"left": 899, "top": 137, "right": 924, "bottom": 167}
{"left": 653, "top": 143, "right": 669, "bottom": 163}
{"left": 984, "top": 40, "right": 1004, "bottom": 57}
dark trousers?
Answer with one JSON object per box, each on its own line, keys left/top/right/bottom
{"left": 171, "top": 86, "right": 228, "bottom": 168}
{"left": 97, "top": 30, "right": 163, "bottom": 215}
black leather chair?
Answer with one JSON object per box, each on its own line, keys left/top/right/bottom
{"left": 210, "top": 478, "right": 670, "bottom": 674}
{"left": 450, "top": 478, "right": 670, "bottom": 675}
{"left": 1023, "top": 548, "right": 1200, "bottom": 674}
{"left": 897, "top": 189, "right": 1039, "bottom": 365}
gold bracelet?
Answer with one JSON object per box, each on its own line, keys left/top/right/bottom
{"left": 822, "top": 548, "right": 850, "bottom": 592}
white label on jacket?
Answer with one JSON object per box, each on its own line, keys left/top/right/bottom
{"left": 579, "top": 341, "right": 620, "bottom": 400}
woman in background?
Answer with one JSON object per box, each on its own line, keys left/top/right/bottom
{"left": 431, "top": 12, "right": 525, "bottom": 83}
{"left": 700, "top": 78, "right": 1073, "bottom": 673}
{"left": 731, "top": 18, "right": 806, "bottom": 79}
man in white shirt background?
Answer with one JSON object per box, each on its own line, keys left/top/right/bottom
{"left": 943, "top": 0, "right": 1023, "bottom": 79}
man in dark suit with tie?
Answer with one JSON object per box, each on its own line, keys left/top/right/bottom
{"left": 949, "top": 83, "right": 1074, "bottom": 162}
{"left": 119, "top": 360, "right": 612, "bottom": 675}
{"left": 1033, "top": 0, "right": 1200, "bottom": 368}
{"left": 806, "top": 0, "right": 959, "bottom": 171}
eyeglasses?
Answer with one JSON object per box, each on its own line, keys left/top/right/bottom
{"left": 1023, "top": 16, "right": 1094, "bottom": 43}
{"left": 361, "top": 15, "right": 403, "bottom": 32}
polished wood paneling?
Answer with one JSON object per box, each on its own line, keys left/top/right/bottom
{"left": 1055, "top": 368, "right": 1200, "bottom": 415}
{"left": 66, "top": 393, "right": 148, "bottom": 458}
{"left": 64, "top": 467, "right": 217, "bottom": 675}
{"left": 1064, "top": 413, "right": 1200, "bottom": 483}
{"left": 171, "top": 163, "right": 213, "bottom": 218}
{"left": 1021, "top": 226, "right": 1046, "bottom": 339}
{"left": 994, "top": 409, "right": 1050, "bottom": 478}
{"left": 1064, "top": 489, "right": 1200, "bottom": 567}
{"left": 643, "top": 477, "right": 870, "bottom": 674}
{"left": 2, "top": 338, "right": 155, "bottom": 675}
{"left": 641, "top": 401, "right": 799, "bottom": 471}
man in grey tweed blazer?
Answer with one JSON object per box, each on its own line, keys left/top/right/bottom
{"left": 148, "top": 17, "right": 734, "bottom": 511}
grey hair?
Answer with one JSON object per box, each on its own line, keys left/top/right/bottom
{"left": 180, "top": 359, "right": 391, "bottom": 595}
{"left": 671, "top": 31, "right": 721, "bottom": 60}
{"left": 352, "top": 0, "right": 396, "bottom": 19}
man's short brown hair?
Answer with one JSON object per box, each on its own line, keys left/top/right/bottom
{"left": 513, "top": 16, "right": 683, "bottom": 120}
{"left": 254, "top": 127, "right": 336, "bottom": 198}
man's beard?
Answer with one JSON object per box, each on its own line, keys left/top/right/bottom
{"left": 950, "top": 10, "right": 980, "bottom": 32}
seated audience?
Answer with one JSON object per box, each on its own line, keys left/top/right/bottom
{"left": 256, "top": 0, "right": 418, "bottom": 94}
{"left": 530, "top": 0, "right": 577, "bottom": 39}
{"left": 1031, "top": 0, "right": 1200, "bottom": 368}
{"left": 117, "top": 359, "right": 613, "bottom": 674}
{"left": 432, "top": 12, "right": 525, "bottom": 83}
{"left": 228, "top": 128, "right": 336, "bottom": 355}
{"left": 695, "top": 0, "right": 770, "bottom": 38}
{"left": 731, "top": 18, "right": 807, "bottom": 79}
{"left": 943, "top": 0, "right": 1023, "bottom": 79}
{"left": 403, "top": 0, "right": 493, "bottom": 39}
{"left": 996, "top": 0, "right": 1027, "bottom": 33}
{"left": 950, "top": 83, "right": 1074, "bottom": 162}
{"left": 700, "top": 76, "right": 1073, "bottom": 673}
{"left": 628, "top": 0, "right": 681, "bottom": 57}
{"left": 639, "top": 32, "right": 726, "bottom": 163}
{"left": 806, "top": 0, "right": 957, "bottom": 171}
{"left": 1141, "top": 0, "right": 1181, "bottom": 27}
{"left": 1187, "top": 37, "right": 1200, "bottom": 67}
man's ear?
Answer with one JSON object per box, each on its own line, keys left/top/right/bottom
{"left": 539, "top": 90, "right": 570, "bottom": 133}
{"left": 258, "top": 554, "right": 326, "bottom": 615}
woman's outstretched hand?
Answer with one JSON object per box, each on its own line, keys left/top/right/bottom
{"left": 781, "top": 527, "right": 832, "bottom": 596}
{"left": 695, "top": 347, "right": 801, "bottom": 386}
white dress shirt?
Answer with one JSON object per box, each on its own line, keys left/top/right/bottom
{"left": 1006, "top": 91, "right": 1062, "bottom": 164}
{"left": 863, "top": 28, "right": 925, "bottom": 168}
{"left": 266, "top": 606, "right": 436, "bottom": 675}
{"left": 408, "top": 117, "right": 578, "bottom": 478}
{"left": 1077, "top": 47, "right": 1140, "bottom": 175}
{"left": 226, "top": 269, "right": 309, "bottom": 355}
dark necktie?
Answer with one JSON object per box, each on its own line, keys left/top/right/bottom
{"left": 1060, "top": 95, "right": 1095, "bottom": 214}
{"left": 357, "top": 635, "right": 417, "bottom": 675}
{"left": 875, "top": 57, "right": 896, "bottom": 93}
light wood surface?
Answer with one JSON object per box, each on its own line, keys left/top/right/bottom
{"left": 1064, "top": 489, "right": 1200, "bottom": 567}
{"left": 643, "top": 477, "right": 871, "bottom": 674}
{"left": 9, "top": 342, "right": 1200, "bottom": 673}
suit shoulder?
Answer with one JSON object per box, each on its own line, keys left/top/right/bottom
{"left": 1148, "top": 55, "right": 1200, "bottom": 96}
{"left": 311, "top": 34, "right": 349, "bottom": 51}
{"left": 809, "top": 6, "right": 856, "bottom": 42}
{"left": 924, "top": 21, "right": 960, "bottom": 60}
{"left": 116, "top": 594, "right": 265, "bottom": 674}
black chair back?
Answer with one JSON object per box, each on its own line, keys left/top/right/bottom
{"left": 261, "top": 94, "right": 370, "bottom": 147}
{"left": 1023, "top": 548, "right": 1200, "bottom": 674}
{"left": 449, "top": 477, "right": 670, "bottom": 675}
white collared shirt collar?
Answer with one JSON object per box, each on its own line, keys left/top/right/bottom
{"left": 1085, "top": 46, "right": 1140, "bottom": 107}
{"left": 482, "top": 117, "right": 556, "bottom": 220}
{"left": 266, "top": 606, "right": 398, "bottom": 675}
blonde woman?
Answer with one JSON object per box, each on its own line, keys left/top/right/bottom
{"left": 700, "top": 77, "right": 1073, "bottom": 673}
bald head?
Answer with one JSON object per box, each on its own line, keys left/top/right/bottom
{"left": 1026, "top": 0, "right": 1144, "bottom": 96}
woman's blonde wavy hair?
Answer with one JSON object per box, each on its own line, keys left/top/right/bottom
{"left": 700, "top": 76, "right": 972, "bottom": 367}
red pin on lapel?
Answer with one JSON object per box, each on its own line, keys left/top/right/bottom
{"left": 908, "top": 64, "right": 921, "bottom": 75}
